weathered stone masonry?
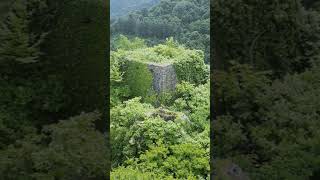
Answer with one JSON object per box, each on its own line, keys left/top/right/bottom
{"left": 147, "top": 63, "right": 177, "bottom": 93}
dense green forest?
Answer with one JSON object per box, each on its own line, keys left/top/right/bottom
{"left": 110, "top": 0, "right": 210, "bottom": 179}
{"left": 110, "top": 36, "right": 210, "bottom": 179}
{"left": 2, "top": 0, "right": 320, "bottom": 179}
{"left": 212, "top": 0, "right": 320, "bottom": 179}
{"left": 111, "top": 0, "right": 210, "bottom": 63}
{"left": 111, "top": 0, "right": 160, "bottom": 18}
{"left": 0, "top": 0, "right": 109, "bottom": 179}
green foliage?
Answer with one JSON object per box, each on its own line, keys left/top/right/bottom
{"left": 111, "top": 0, "right": 210, "bottom": 62}
{"left": 110, "top": 50, "right": 130, "bottom": 107}
{"left": 125, "top": 143, "right": 209, "bottom": 179}
{"left": 111, "top": 98, "right": 189, "bottom": 166}
{"left": 113, "top": 34, "right": 147, "bottom": 51}
{"left": 0, "top": 112, "right": 108, "bottom": 180}
{"left": 212, "top": 64, "right": 320, "bottom": 179}
{"left": 43, "top": 0, "right": 108, "bottom": 115}
{"left": 211, "top": 1, "right": 320, "bottom": 178}
{"left": 173, "top": 81, "right": 210, "bottom": 132}
{"left": 112, "top": 37, "right": 196, "bottom": 64}
{"left": 111, "top": 36, "right": 208, "bottom": 90}
{"left": 0, "top": 0, "right": 46, "bottom": 64}
{"left": 111, "top": 78, "right": 210, "bottom": 178}
{"left": 111, "top": 166, "right": 163, "bottom": 180}
{"left": 0, "top": 0, "right": 11, "bottom": 21}
{"left": 156, "top": 91, "right": 174, "bottom": 106}
{"left": 212, "top": 0, "right": 320, "bottom": 75}
{"left": 110, "top": 51, "right": 123, "bottom": 82}
{"left": 111, "top": 97, "right": 153, "bottom": 165}
{"left": 124, "top": 61, "right": 153, "bottom": 98}
{"left": 0, "top": 0, "right": 109, "bottom": 179}
{"left": 173, "top": 50, "right": 208, "bottom": 84}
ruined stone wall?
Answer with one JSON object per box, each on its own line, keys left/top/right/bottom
{"left": 147, "top": 63, "right": 177, "bottom": 93}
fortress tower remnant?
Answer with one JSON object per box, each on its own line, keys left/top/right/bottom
{"left": 147, "top": 62, "right": 177, "bottom": 93}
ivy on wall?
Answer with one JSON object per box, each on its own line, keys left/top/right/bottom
{"left": 124, "top": 61, "right": 153, "bottom": 98}
{"left": 113, "top": 37, "right": 209, "bottom": 100}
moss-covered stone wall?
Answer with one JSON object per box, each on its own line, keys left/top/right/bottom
{"left": 147, "top": 63, "right": 177, "bottom": 93}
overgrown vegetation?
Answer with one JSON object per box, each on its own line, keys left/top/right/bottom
{"left": 0, "top": 0, "right": 109, "bottom": 179}
{"left": 110, "top": 36, "right": 210, "bottom": 179}
{"left": 110, "top": 0, "right": 210, "bottom": 178}
{"left": 124, "top": 61, "right": 153, "bottom": 97}
{"left": 111, "top": 0, "right": 210, "bottom": 63}
{"left": 212, "top": 0, "right": 320, "bottom": 179}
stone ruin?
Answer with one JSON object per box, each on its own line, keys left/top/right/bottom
{"left": 145, "top": 107, "right": 190, "bottom": 122}
{"left": 147, "top": 62, "right": 177, "bottom": 93}
{"left": 151, "top": 107, "right": 177, "bottom": 121}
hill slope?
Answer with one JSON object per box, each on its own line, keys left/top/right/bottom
{"left": 111, "top": 0, "right": 159, "bottom": 18}
{"left": 111, "top": 0, "right": 209, "bottom": 63}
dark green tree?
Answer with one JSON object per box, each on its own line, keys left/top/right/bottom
{"left": 0, "top": 0, "right": 46, "bottom": 64}
{"left": 0, "top": 112, "right": 109, "bottom": 180}
{"left": 211, "top": 0, "right": 320, "bottom": 179}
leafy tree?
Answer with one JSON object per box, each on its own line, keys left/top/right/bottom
{"left": 212, "top": 64, "right": 320, "bottom": 179}
{"left": 172, "top": 1, "right": 200, "bottom": 23}
{"left": 173, "top": 81, "right": 210, "bottom": 132}
{"left": 111, "top": 98, "right": 190, "bottom": 166}
{"left": 110, "top": 0, "right": 160, "bottom": 18}
{"left": 0, "top": 0, "right": 46, "bottom": 64}
{"left": 110, "top": 2, "right": 210, "bottom": 178}
{"left": 125, "top": 143, "right": 209, "bottom": 179}
{"left": 111, "top": 166, "right": 163, "bottom": 180}
{"left": 0, "top": 112, "right": 109, "bottom": 180}
{"left": 43, "top": 0, "right": 108, "bottom": 117}
{"left": 112, "top": 35, "right": 146, "bottom": 51}
{"left": 211, "top": 1, "right": 320, "bottom": 178}
{"left": 111, "top": 36, "right": 209, "bottom": 101}
{"left": 110, "top": 43, "right": 210, "bottom": 177}
{"left": 212, "top": 0, "right": 320, "bottom": 75}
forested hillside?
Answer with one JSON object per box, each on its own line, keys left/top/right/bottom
{"left": 0, "top": 0, "right": 109, "bottom": 179}
{"left": 110, "top": 0, "right": 210, "bottom": 179}
{"left": 212, "top": 0, "right": 320, "bottom": 179}
{"left": 111, "top": 0, "right": 210, "bottom": 63}
{"left": 111, "top": 0, "right": 160, "bottom": 18}
{"left": 0, "top": 0, "right": 10, "bottom": 21}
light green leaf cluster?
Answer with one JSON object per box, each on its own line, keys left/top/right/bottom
{"left": 124, "top": 143, "right": 209, "bottom": 179}
{"left": 113, "top": 36, "right": 204, "bottom": 64}
{"left": 113, "top": 34, "right": 147, "bottom": 50}
{"left": 111, "top": 166, "right": 168, "bottom": 180}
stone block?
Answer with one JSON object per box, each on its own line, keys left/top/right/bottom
{"left": 147, "top": 62, "right": 177, "bottom": 93}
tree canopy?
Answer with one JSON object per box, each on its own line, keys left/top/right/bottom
{"left": 211, "top": 0, "right": 320, "bottom": 179}
{"left": 0, "top": 0, "right": 109, "bottom": 179}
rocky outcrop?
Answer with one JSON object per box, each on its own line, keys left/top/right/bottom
{"left": 151, "top": 107, "right": 177, "bottom": 121}
{"left": 147, "top": 63, "right": 177, "bottom": 93}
